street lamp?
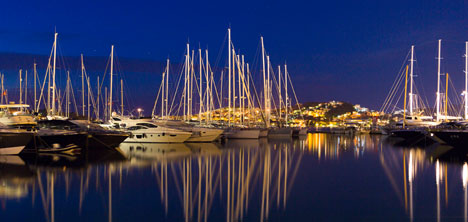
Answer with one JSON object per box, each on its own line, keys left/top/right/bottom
{"left": 137, "top": 108, "right": 143, "bottom": 118}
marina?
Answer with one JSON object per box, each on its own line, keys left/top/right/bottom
{"left": 1, "top": 0, "right": 468, "bottom": 221}
{"left": 0, "top": 28, "right": 467, "bottom": 222}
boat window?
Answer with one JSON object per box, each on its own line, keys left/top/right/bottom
{"left": 136, "top": 123, "right": 158, "bottom": 128}
{"left": 113, "top": 117, "right": 122, "bottom": 121}
{"left": 405, "top": 117, "right": 412, "bottom": 120}
{"left": 127, "top": 126, "right": 147, "bottom": 131}
{"left": 8, "top": 107, "right": 20, "bottom": 113}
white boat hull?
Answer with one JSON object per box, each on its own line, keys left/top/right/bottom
{"left": 226, "top": 129, "right": 260, "bottom": 139}
{"left": 268, "top": 128, "right": 293, "bottom": 138}
{"left": 186, "top": 128, "right": 223, "bottom": 142}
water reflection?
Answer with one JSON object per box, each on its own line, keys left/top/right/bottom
{"left": 1, "top": 134, "right": 468, "bottom": 221}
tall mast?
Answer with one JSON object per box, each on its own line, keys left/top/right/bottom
{"left": 266, "top": 55, "right": 271, "bottom": 127}
{"left": 190, "top": 50, "right": 194, "bottom": 119}
{"left": 66, "top": 71, "right": 71, "bottom": 117}
{"left": 25, "top": 71, "right": 28, "bottom": 105}
{"left": 232, "top": 49, "right": 236, "bottom": 122}
{"left": 465, "top": 41, "right": 468, "bottom": 120}
{"left": 403, "top": 65, "right": 409, "bottom": 128}
{"left": 199, "top": 48, "right": 202, "bottom": 124}
{"left": 47, "top": 64, "right": 50, "bottom": 112}
{"left": 52, "top": 32, "right": 58, "bottom": 115}
{"left": 97, "top": 76, "right": 100, "bottom": 120}
{"left": 241, "top": 55, "right": 245, "bottom": 126}
{"left": 445, "top": 73, "right": 449, "bottom": 120}
{"left": 261, "top": 37, "right": 269, "bottom": 127}
{"left": 120, "top": 79, "right": 124, "bottom": 116}
{"left": 285, "top": 64, "right": 288, "bottom": 124}
{"left": 66, "top": 71, "right": 70, "bottom": 117}
{"left": 205, "top": 49, "right": 210, "bottom": 124}
{"left": 184, "top": 43, "right": 189, "bottom": 121}
{"left": 19, "top": 69, "right": 22, "bottom": 104}
{"left": 228, "top": 28, "right": 231, "bottom": 126}
{"left": 87, "top": 76, "right": 91, "bottom": 120}
{"left": 161, "top": 67, "right": 165, "bottom": 119}
{"left": 409, "top": 45, "right": 414, "bottom": 115}
{"left": 436, "top": 39, "right": 442, "bottom": 122}
{"left": 210, "top": 70, "right": 214, "bottom": 123}
{"left": 183, "top": 44, "right": 188, "bottom": 120}
{"left": 237, "top": 54, "right": 241, "bottom": 125}
{"left": 34, "top": 63, "right": 37, "bottom": 112}
{"left": 165, "top": 59, "right": 169, "bottom": 119}
{"left": 104, "top": 87, "right": 108, "bottom": 121}
{"left": 81, "top": 54, "right": 85, "bottom": 116}
{"left": 278, "top": 65, "right": 282, "bottom": 123}
{"left": 109, "top": 45, "right": 114, "bottom": 121}
{"left": 247, "top": 63, "right": 251, "bottom": 126}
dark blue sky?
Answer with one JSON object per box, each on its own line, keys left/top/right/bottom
{"left": 0, "top": 0, "right": 467, "bottom": 112}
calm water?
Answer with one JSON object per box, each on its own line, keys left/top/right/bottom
{"left": 1, "top": 133, "right": 467, "bottom": 222}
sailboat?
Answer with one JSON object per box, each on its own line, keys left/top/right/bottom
{"left": 397, "top": 45, "right": 437, "bottom": 127}
{"left": 223, "top": 29, "right": 261, "bottom": 139}
{"left": 150, "top": 54, "right": 223, "bottom": 142}
{"left": 28, "top": 37, "right": 129, "bottom": 152}
{"left": 388, "top": 43, "right": 444, "bottom": 145}
{"left": 430, "top": 41, "right": 468, "bottom": 147}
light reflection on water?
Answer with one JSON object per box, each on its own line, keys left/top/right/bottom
{"left": 0, "top": 133, "right": 467, "bottom": 221}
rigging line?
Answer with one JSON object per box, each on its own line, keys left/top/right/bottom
{"left": 389, "top": 81, "right": 405, "bottom": 114}
{"left": 82, "top": 61, "right": 98, "bottom": 118}
{"left": 380, "top": 50, "right": 411, "bottom": 113}
{"left": 170, "top": 57, "right": 187, "bottom": 118}
{"left": 98, "top": 52, "right": 112, "bottom": 115}
{"left": 36, "top": 43, "right": 54, "bottom": 111}
{"left": 211, "top": 71, "right": 222, "bottom": 110}
{"left": 242, "top": 61, "right": 266, "bottom": 125}
{"left": 234, "top": 53, "right": 256, "bottom": 123}
{"left": 37, "top": 63, "right": 53, "bottom": 113}
{"left": 412, "top": 87, "right": 428, "bottom": 115}
{"left": 198, "top": 52, "right": 207, "bottom": 113}
{"left": 193, "top": 56, "right": 206, "bottom": 114}
{"left": 286, "top": 69, "right": 304, "bottom": 121}
{"left": 267, "top": 62, "right": 282, "bottom": 118}
{"left": 68, "top": 77, "right": 79, "bottom": 115}
{"left": 213, "top": 30, "right": 228, "bottom": 74}
{"left": 205, "top": 54, "right": 221, "bottom": 109}
{"left": 98, "top": 52, "right": 111, "bottom": 96}
{"left": 168, "top": 51, "right": 189, "bottom": 117}
{"left": 413, "top": 52, "right": 431, "bottom": 114}
{"left": 448, "top": 76, "right": 462, "bottom": 106}
{"left": 381, "top": 55, "right": 410, "bottom": 113}
{"left": 83, "top": 71, "right": 97, "bottom": 118}
{"left": 382, "top": 69, "right": 404, "bottom": 113}
{"left": 445, "top": 76, "right": 462, "bottom": 117}
{"left": 383, "top": 67, "right": 406, "bottom": 114}
{"left": 114, "top": 53, "right": 136, "bottom": 113}
{"left": 151, "top": 74, "right": 164, "bottom": 117}
{"left": 382, "top": 72, "right": 402, "bottom": 114}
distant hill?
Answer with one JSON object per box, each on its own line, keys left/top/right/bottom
{"left": 298, "top": 101, "right": 359, "bottom": 122}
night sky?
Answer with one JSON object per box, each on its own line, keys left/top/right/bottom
{"left": 0, "top": 0, "right": 467, "bottom": 113}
